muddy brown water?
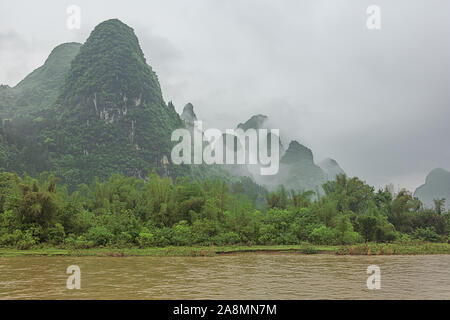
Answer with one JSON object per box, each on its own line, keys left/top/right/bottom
{"left": 0, "top": 253, "right": 449, "bottom": 299}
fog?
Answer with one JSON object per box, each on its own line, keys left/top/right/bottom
{"left": 1, "top": 0, "right": 449, "bottom": 191}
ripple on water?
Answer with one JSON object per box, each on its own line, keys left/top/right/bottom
{"left": 0, "top": 254, "right": 449, "bottom": 299}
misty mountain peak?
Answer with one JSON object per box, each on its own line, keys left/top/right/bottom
{"left": 0, "top": 42, "right": 81, "bottom": 118}
{"left": 180, "top": 103, "right": 198, "bottom": 125}
{"left": 321, "top": 158, "right": 338, "bottom": 166}
{"left": 58, "top": 18, "right": 163, "bottom": 110}
{"left": 237, "top": 114, "right": 268, "bottom": 130}
{"left": 37, "top": 19, "right": 184, "bottom": 183}
{"left": 414, "top": 168, "right": 450, "bottom": 209}
{"left": 15, "top": 42, "right": 81, "bottom": 92}
{"left": 319, "top": 158, "right": 345, "bottom": 180}
{"left": 40, "top": 42, "right": 81, "bottom": 68}
{"left": 281, "top": 140, "right": 314, "bottom": 164}
{"left": 426, "top": 168, "right": 450, "bottom": 184}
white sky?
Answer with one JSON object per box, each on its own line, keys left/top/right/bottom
{"left": 1, "top": 0, "right": 449, "bottom": 192}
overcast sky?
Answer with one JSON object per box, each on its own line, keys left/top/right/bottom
{"left": 1, "top": 0, "right": 449, "bottom": 191}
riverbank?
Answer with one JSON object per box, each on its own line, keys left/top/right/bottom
{"left": 0, "top": 242, "right": 449, "bottom": 257}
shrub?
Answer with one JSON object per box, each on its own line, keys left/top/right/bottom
{"left": 74, "top": 235, "right": 94, "bottom": 249}
{"left": 85, "top": 226, "right": 114, "bottom": 246}
{"left": 171, "top": 221, "right": 192, "bottom": 246}
{"left": 17, "top": 230, "right": 36, "bottom": 250}
{"left": 213, "top": 231, "right": 240, "bottom": 245}
{"left": 48, "top": 223, "right": 66, "bottom": 245}
{"left": 63, "top": 235, "right": 76, "bottom": 247}
{"left": 276, "top": 232, "right": 299, "bottom": 245}
{"left": 341, "top": 231, "right": 363, "bottom": 245}
{"left": 413, "top": 227, "right": 441, "bottom": 242}
{"left": 0, "top": 229, "right": 23, "bottom": 246}
{"left": 116, "top": 231, "right": 133, "bottom": 246}
{"left": 257, "top": 224, "right": 277, "bottom": 245}
{"left": 153, "top": 227, "right": 173, "bottom": 246}
{"left": 192, "top": 219, "right": 217, "bottom": 245}
{"left": 310, "top": 225, "right": 337, "bottom": 245}
{"left": 289, "top": 222, "right": 309, "bottom": 242}
{"left": 396, "top": 233, "right": 412, "bottom": 243}
{"left": 0, "top": 229, "right": 37, "bottom": 249}
{"left": 302, "top": 245, "right": 319, "bottom": 254}
{"left": 137, "top": 228, "right": 155, "bottom": 247}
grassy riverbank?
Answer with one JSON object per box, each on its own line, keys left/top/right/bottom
{"left": 0, "top": 242, "right": 449, "bottom": 257}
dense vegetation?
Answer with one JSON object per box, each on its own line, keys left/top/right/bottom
{"left": 0, "top": 20, "right": 188, "bottom": 188}
{"left": 0, "top": 171, "right": 448, "bottom": 250}
{"left": 1, "top": 19, "right": 448, "bottom": 254}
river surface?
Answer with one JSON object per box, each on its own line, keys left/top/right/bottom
{"left": 0, "top": 253, "right": 449, "bottom": 299}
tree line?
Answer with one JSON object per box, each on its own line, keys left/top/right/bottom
{"left": 0, "top": 171, "right": 448, "bottom": 249}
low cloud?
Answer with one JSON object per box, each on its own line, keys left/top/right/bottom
{"left": 1, "top": 0, "right": 448, "bottom": 191}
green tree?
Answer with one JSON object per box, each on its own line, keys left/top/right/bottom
{"left": 18, "top": 175, "right": 60, "bottom": 232}
{"left": 433, "top": 198, "right": 446, "bottom": 215}
{"left": 357, "top": 215, "right": 378, "bottom": 242}
{"left": 322, "top": 174, "right": 374, "bottom": 214}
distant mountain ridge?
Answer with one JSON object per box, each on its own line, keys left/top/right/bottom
{"left": 181, "top": 102, "right": 346, "bottom": 192}
{"left": 237, "top": 114, "right": 269, "bottom": 131}
{"left": 414, "top": 168, "right": 450, "bottom": 209}
{"left": 0, "top": 42, "right": 81, "bottom": 118}
{"left": 234, "top": 114, "right": 345, "bottom": 191}
{"left": 0, "top": 18, "right": 346, "bottom": 193}
{"left": 0, "top": 19, "right": 188, "bottom": 187}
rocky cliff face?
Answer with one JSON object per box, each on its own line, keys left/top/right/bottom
{"left": 40, "top": 19, "right": 184, "bottom": 185}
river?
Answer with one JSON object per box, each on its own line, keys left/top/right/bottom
{"left": 1, "top": 253, "right": 449, "bottom": 299}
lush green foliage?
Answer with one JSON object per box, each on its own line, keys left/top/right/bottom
{"left": 0, "top": 19, "right": 448, "bottom": 252}
{"left": 0, "top": 20, "right": 188, "bottom": 188}
{"left": 0, "top": 172, "right": 448, "bottom": 249}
